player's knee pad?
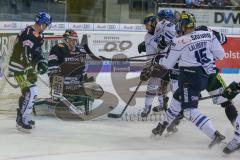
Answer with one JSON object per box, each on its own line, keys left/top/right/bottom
{"left": 183, "top": 108, "right": 210, "bottom": 128}
{"left": 221, "top": 101, "right": 238, "bottom": 124}
{"left": 208, "top": 87, "right": 228, "bottom": 105}
{"left": 146, "top": 84, "right": 158, "bottom": 96}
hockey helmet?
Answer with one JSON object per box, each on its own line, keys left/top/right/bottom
{"left": 35, "top": 11, "right": 52, "bottom": 27}
{"left": 63, "top": 29, "right": 79, "bottom": 50}
{"left": 158, "top": 9, "right": 174, "bottom": 21}
{"left": 143, "top": 13, "right": 157, "bottom": 33}
{"left": 179, "top": 13, "right": 196, "bottom": 33}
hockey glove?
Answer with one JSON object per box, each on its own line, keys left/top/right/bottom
{"left": 155, "top": 36, "right": 167, "bottom": 50}
{"left": 25, "top": 68, "right": 37, "bottom": 83}
{"left": 37, "top": 61, "right": 48, "bottom": 75}
{"left": 140, "top": 68, "right": 152, "bottom": 82}
{"left": 151, "top": 54, "right": 165, "bottom": 65}
{"left": 223, "top": 81, "right": 240, "bottom": 100}
{"left": 138, "top": 41, "right": 146, "bottom": 54}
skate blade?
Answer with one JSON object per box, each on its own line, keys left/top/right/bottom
{"left": 16, "top": 124, "right": 31, "bottom": 133}
{"left": 222, "top": 146, "right": 240, "bottom": 155}
{"left": 150, "top": 133, "right": 162, "bottom": 139}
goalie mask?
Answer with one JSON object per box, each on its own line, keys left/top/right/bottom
{"left": 63, "top": 29, "right": 79, "bottom": 51}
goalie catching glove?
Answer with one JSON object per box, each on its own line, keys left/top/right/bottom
{"left": 222, "top": 81, "right": 240, "bottom": 100}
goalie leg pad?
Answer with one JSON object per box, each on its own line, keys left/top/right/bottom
{"left": 83, "top": 82, "right": 104, "bottom": 99}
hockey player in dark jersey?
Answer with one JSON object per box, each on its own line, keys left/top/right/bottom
{"left": 47, "top": 29, "right": 103, "bottom": 114}
{"left": 8, "top": 12, "right": 52, "bottom": 132}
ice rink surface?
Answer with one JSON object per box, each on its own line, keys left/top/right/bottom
{"left": 0, "top": 73, "right": 239, "bottom": 160}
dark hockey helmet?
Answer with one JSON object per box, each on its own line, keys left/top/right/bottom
{"left": 63, "top": 29, "right": 79, "bottom": 50}
{"left": 143, "top": 13, "right": 157, "bottom": 34}
{"left": 179, "top": 13, "right": 196, "bottom": 33}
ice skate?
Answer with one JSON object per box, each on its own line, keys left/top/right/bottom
{"left": 29, "top": 120, "right": 35, "bottom": 128}
{"left": 208, "top": 131, "right": 225, "bottom": 149}
{"left": 152, "top": 121, "right": 168, "bottom": 136}
{"left": 16, "top": 109, "right": 32, "bottom": 133}
{"left": 152, "top": 105, "right": 165, "bottom": 112}
{"left": 223, "top": 138, "right": 240, "bottom": 154}
{"left": 141, "top": 105, "right": 151, "bottom": 117}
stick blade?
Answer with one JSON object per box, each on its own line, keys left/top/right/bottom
{"left": 107, "top": 113, "right": 122, "bottom": 118}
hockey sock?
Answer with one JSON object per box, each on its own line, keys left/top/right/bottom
{"left": 160, "top": 98, "right": 181, "bottom": 126}
{"left": 184, "top": 108, "right": 216, "bottom": 139}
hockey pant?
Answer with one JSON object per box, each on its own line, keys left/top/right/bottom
{"left": 159, "top": 67, "right": 218, "bottom": 140}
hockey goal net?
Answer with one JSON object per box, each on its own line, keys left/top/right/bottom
{"left": 0, "top": 36, "right": 62, "bottom": 113}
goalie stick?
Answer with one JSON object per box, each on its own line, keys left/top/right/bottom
{"left": 108, "top": 80, "right": 143, "bottom": 118}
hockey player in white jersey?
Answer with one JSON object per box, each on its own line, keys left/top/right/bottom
{"left": 152, "top": 9, "right": 179, "bottom": 112}
{"left": 139, "top": 11, "right": 174, "bottom": 117}
{"left": 151, "top": 13, "right": 226, "bottom": 148}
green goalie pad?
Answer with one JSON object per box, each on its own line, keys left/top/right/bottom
{"left": 33, "top": 95, "right": 94, "bottom": 116}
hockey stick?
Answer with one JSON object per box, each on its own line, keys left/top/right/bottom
{"left": 98, "top": 56, "right": 148, "bottom": 62}
{"left": 199, "top": 93, "right": 223, "bottom": 101}
{"left": 3, "top": 73, "right": 19, "bottom": 88}
{"left": 37, "top": 75, "right": 83, "bottom": 115}
{"left": 84, "top": 44, "right": 156, "bottom": 62}
{"left": 83, "top": 44, "right": 103, "bottom": 61}
{"left": 98, "top": 53, "right": 159, "bottom": 62}
{"left": 108, "top": 80, "right": 143, "bottom": 118}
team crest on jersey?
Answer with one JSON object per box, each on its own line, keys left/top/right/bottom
{"left": 23, "top": 40, "right": 34, "bottom": 48}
